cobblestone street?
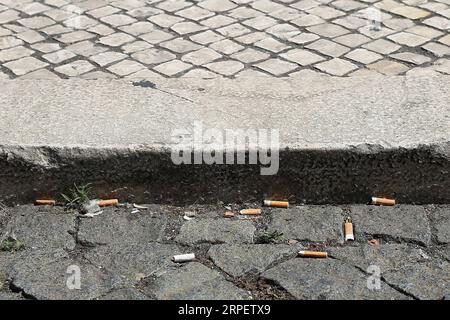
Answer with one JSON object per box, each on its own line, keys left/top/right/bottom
{"left": 0, "top": 0, "right": 449, "bottom": 79}
{"left": 0, "top": 204, "right": 449, "bottom": 300}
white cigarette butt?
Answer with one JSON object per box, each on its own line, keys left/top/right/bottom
{"left": 172, "top": 253, "right": 195, "bottom": 263}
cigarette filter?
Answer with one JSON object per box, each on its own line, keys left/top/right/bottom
{"left": 224, "top": 211, "right": 235, "bottom": 218}
{"left": 371, "top": 197, "right": 395, "bottom": 206}
{"left": 97, "top": 199, "right": 119, "bottom": 207}
{"left": 298, "top": 251, "right": 328, "bottom": 258}
{"left": 35, "top": 199, "right": 56, "bottom": 206}
{"left": 240, "top": 208, "right": 262, "bottom": 215}
{"left": 344, "top": 217, "right": 354, "bottom": 241}
{"left": 172, "top": 253, "right": 195, "bottom": 263}
{"left": 264, "top": 200, "right": 289, "bottom": 208}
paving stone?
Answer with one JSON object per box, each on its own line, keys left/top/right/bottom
{"left": 18, "top": 68, "right": 60, "bottom": 79}
{"left": 422, "top": 16, "right": 450, "bottom": 30}
{"left": 119, "top": 21, "right": 155, "bottom": 36}
{"left": 345, "top": 48, "right": 382, "bottom": 64}
{"left": 291, "top": 0, "right": 321, "bottom": 11}
{"left": 269, "top": 7, "right": 303, "bottom": 21}
{"left": 332, "top": 0, "right": 367, "bottom": 11}
{"left": 182, "top": 47, "right": 222, "bottom": 65}
{"left": 201, "top": 14, "right": 236, "bottom": 28}
{"left": 56, "top": 30, "right": 95, "bottom": 44}
{"left": 254, "top": 37, "right": 288, "bottom": 53}
{"left": 254, "top": 58, "right": 298, "bottom": 75}
{"left": 268, "top": 206, "right": 344, "bottom": 242}
{"left": 349, "top": 205, "right": 431, "bottom": 245}
{"left": 383, "top": 18, "right": 415, "bottom": 31}
{"left": 422, "top": 42, "right": 450, "bottom": 57}
{"left": 314, "top": 58, "right": 357, "bottom": 76}
{"left": 251, "top": 0, "right": 285, "bottom": 12}
{"left": 160, "top": 38, "right": 201, "bottom": 53}
{"left": 111, "top": 0, "right": 147, "bottom": 11}
{"left": 0, "top": 205, "right": 75, "bottom": 250}
{"left": 280, "top": 48, "right": 325, "bottom": 65}
{"left": 85, "top": 242, "right": 180, "bottom": 281}
{"left": 0, "top": 26, "right": 12, "bottom": 37}
{"left": 332, "top": 15, "right": 367, "bottom": 29}
{"left": 388, "top": 31, "right": 429, "bottom": 46}
{"left": 0, "top": 36, "right": 23, "bottom": 49}
{"left": 171, "top": 21, "right": 206, "bottom": 35}
{"left": 139, "top": 30, "right": 174, "bottom": 44}
{"left": 288, "top": 32, "right": 320, "bottom": 44}
{"left": 3, "top": 56, "right": 48, "bottom": 75}
{"left": 262, "top": 258, "right": 408, "bottom": 299}
{"left": 390, "top": 52, "right": 431, "bottom": 65}
{"left": 266, "top": 24, "right": 301, "bottom": 40}
{"left": 406, "top": 25, "right": 443, "bottom": 39}
{"left": 405, "top": 67, "right": 440, "bottom": 77}
{"left": 0, "top": 9, "right": 20, "bottom": 24}
{"left": 100, "top": 14, "right": 136, "bottom": 27}
{"left": 0, "top": 46, "right": 33, "bottom": 62}
{"left": 306, "top": 39, "right": 350, "bottom": 57}
{"left": 307, "top": 5, "right": 346, "bottom": 19}
{"left": 153, "top": 59, "right": 192, "bottom": 76}
{"left": 358, "top": 25, "right": 395, "bottom": 39}
{"left": 132, "top": 48, "right": 176, "bottom": 65}
{"left": 87, "top": 5, "right": 121, "bottom": 18}
{"left": 430, "top": 207, "right": 450, "bottom": 244}
{"left": 78, "top": 207, "right": 166, "bottom": 245}
{"left": 291, "top": 14, "right": 325, "bottom": 26}
{"left": 42, "top": 8, "right": 75, "bottom": 22}
{"left": 18, "top": 16, "right": 55, "bottom": 29}
{"left": 41, "top": 24, "right": 72, "bottom": 36}
{"left": 156, "top": 0, "right": 191, "bottom": 12}
{"left": 438, "top": 34, "right": 450, "bottom": 46}
{"left": 16, "top": 30, "right": 45, "bottom": 44}
{"left": 190, "top": 30, "right": 224, "bottom": 45}
{"left": 367, "top": 59, "right": 409, "bottom": 75}
{"left": 362, "top": 38, "right": 400, "bottom": 54}
{"left": 182, "top": 68, "right": 221, "bottom": 78}
{"left": 64, "top": 15, "right": 98, "bottom": 30}
{"left": 432, "top": 58, "right": 450, "bottom": 74}
{"left": 89, "top": 51, "right": 126, "bottom": 66}
{"left": 7, "top": 249, "right": 128, "bottom": 300}
{"left": 127, "top": 7, "right": 163, "bottom": 19}
{"left": 228, "top": 7, "right": 263, "bottom": 19}
{"left": 390, "top": 5, "right": 431, "bottom": 19}
{"left": 208, "top": 244, "right": 300, "bottom": 277}
{"left": 333, "top": 33, "right": 370, "bottom": 47}
{"left": 98, "top": 32, "right": 135, "bottom": 47}
{"left": 54, "top": 60, "right": 95, "bottom": 76}
{"left": 175, "top": 6, "right": 215, "bottom": 21}
{"left": 217, "top": 23, "right": 251, "bottom": 37}
{"left": 121, "top": 40, "right": 152, "bottom": 54}
{"left": 235, "top": 32, "right": 267, "bottom": 44}
{"left": 242, "top": 15, "right": 277, "bottom": 30}
{"left": 148, "top": 13, "right": 184, "bottom": 28}
{"left": 146, "top": 262, "right": 250, "bottom": 299}
{"left": 210, "top": 39, "right": 244, "bottom": 54}
{"left": 175, "top": 218, "right": 254, "bottom": 245}
{"left": 65, "top": 40, "right": 107, "bottom": 56}
{"left": 199, "top": 0, "right": 238, "bottom": 12}
{"left": 43, "top": 49, "right": 76, "bottom": 63}
{"left": 231, "top": 48, "right": 269, "bottom": 63}
{"left": 306, "top": 23, "right": 350, "bottom": 37}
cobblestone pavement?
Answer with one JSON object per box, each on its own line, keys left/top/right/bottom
{"left": 0, "top": 203, "right": 449, "bottom": 300}
{"left": 0, "top": 0, "right": 449, "bottom": 79}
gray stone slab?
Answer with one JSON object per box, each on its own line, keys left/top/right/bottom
{"left": 430, "top": 206, "right": 450, "bottom": 244}
{"left": 268, "top": 206, "right": 344, "bottom": 242}
{"left": 7, "top": 249, "right": 128, "bottom": 300}
{"left": 97, "top": 287, "right": 150, "bottom": 300}
{"left": 262, "top": 258, "right": 408, "bottom": 300}
{"left": 350, "top": 205, "right": 432, "bottom": 245}
{"left": 78, "top": 207, "right": 167, "bottom": 246}
{"left": 208, "top": 244, "right": 300, "bottom": 277}
{"left": 175, "top": 219, "right": 255, "bottom": 245}
{"left": 85, "top": 242, "right": 180, "bottom": 282}
{"left": 0, "top": 205, "right": 76, "bottom": 250}
{"left": 146, "top": 262, "right": 250, "bottom": 300}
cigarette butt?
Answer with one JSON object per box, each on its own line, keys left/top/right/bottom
{"left": 287, "top": 239, "right": 298, "bottom": 245}
{"left": 344, "top": 217, "right": 354, "bottom": 241}
{"left": 371, "top": 197, "right": 395, "bottom": 206}
{"left": 224, "top": 211, "right": 235, "bottom": 218}
{"left": 264, "top": 200, "right": 289, "bottom": 208}
{"left": 240, "top": 208, "right": 262, "bottom": 215}
{"left": 35, "top": 199, "right": 56, "bottom": 206}
{"left": 172, "top": 253, "right": 195, "bottom": 263}
{"left": 368, "top": 239, "right": 380, "bottom": 246}
{"left": 97, "top": 199, "right": 119, "bottom": 207}
{"left": 298, "top": 251, "right": 328, "bottom": 258}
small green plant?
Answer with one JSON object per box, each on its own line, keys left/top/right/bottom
{"left": 257, "top": 230, "right": 284, "bottom": 244}
{"left": 61, "top": 183, "right": 92, "bottom": 208}
{"left": 0, "top": 237, "right": 25, "bottom": 252}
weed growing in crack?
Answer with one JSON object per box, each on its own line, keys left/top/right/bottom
{"left": 257, "top": 230, "right": 284, "bottom": 244}
{"left": 61, "top": 183, "right": 92, "bottom": 209}
{"left": 0, "top": 236, "right": 25, "bottom": 252}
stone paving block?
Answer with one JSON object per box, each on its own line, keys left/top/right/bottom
{"left": 127, "top": 7, "right": 163, "bottom": 19}
{"left": 175, "top": 218, "right": 255, "bottom": 245}
{"left": 132, "top": 48, "right": 175, "bottom": 65}
{"left": 383, "top": 18, "right": 415, "bottom": 31}
{"left": 0, "top": 10, "right": 20, "bottom": 24}
{"left": 160, "top": 38, "right": 201, "bottom": 53}
{"left": 268, "top": 206, "right": 344, "bottom": 242}
{"left": 65, "top": 40, "right": 107, "bottom": 57}
{"left": 153, "top": 59, "right": 192, "bottom": 76}
{"left": 228, "top": 7, "right": 263, "bottom": 20}
{"left": 422, "top": 42, "right": 450, "bottom": 57}
{"left": 18, "top": 68, "right": 60, "bottom": 79}
{"left": 201, "top": 14, "right": 236, "bottom": 28}
{"left": 305, "top": 38, "right": 350, "bottom": 57}
{"left": 89, "top": 51, "right": 126, "bottom": 66}
{"left": 438, "top": 34, "right": 450, "bottom": 46}
{"left": 210, "top": 39, "right": 244, "bottom": 54}
{"left": 266, "top": 24, "right": 301, "bottom": 40}
{"left": 18, "top": 16, "right": 55, "bottom": 29}
{"left": 119, "top": 21, "right": 154, "bottom": 36}
{"left": 362, "top": 38, "right": 401, "bottom": 54}
{"left": 139, "top": 30, "right": 174, "bottom": 44}
{"left": 390, "top": 6, "right": 430, "bottom": 19}
{"left": 175, "top": 5, "right": 214, "bottom": 21}
{"left": 121, "top": 40, "right": 152, "bottom": 54}
{"left": 182, "top": 47, "right": 222, "bottom": 65}
{"left": 0, "top": 36, "right": 23, "bottom": 49}
{"left": 235, "top": 32, "right": 267, "bottom": 44}
{"left": 432, "top": 58, "right": 450, "bottom": 74}
{"left": 98, "top": 32, "right": 135, "bottom": 47}
{"left": 231, "top": 48, "right": 269, "bottom": 63}
{"left": 16, "top": 30, "right": 45, "bottom": 44}
{"left": 148, "top": 13, "right": 184, "bottom": 28}
{"left": 367, "top": 59, "right": 409, "bottom": 75}
{"left": 0, "top": 46, "right": 34, "bottom": 62}
{"left": 291, "top": 14, "right": 325, "bottom": 27}
{"left": 333, "top": 33, "right": 370, "bottom": 47}
{"left": 78, "top": 207, "right": 167, "bottom": 245}
{"left": 64, "top": 15, "right": 98, "bottom": 30}
{"left": 315, "top": 57, "right": 358, "bottom": 75}
{"left": 345, "top": 48, "right": 382, "bottom": 64}
{"left": 171, "top": 21, "right": 206, "bottom": 35}
{"left": 262, "top": 258, "right": 408, "bottom": 299}
{"left": 288, "top": 32, "right": 320, "bottom": 44}
{"left": 349, "top": 205, "right": 432, "bottom": 245}
{"left": 54, "top": 60, "right": 95, "bottom": 76}
{"left": 406, "top": 25, "right": 443, "bottom": 39}
{"left": 269, "top": 7, "right": 303, "bottom": 21}
{"left": 3, "top": 56, "right": 48, "bottom": 75}
{"left": 0, "top": 205, "right": 75, "bottom": 250}
{"left": 87, "top": 5, "right": 121, "bottom": 18}
{"left": 429, "top": 206, "right": 450, "bottom": 244}
{"left": 199, "top": 0, "right": 237, "bottom": 12}
{"left": 254, "top": 58, "right": 298, "bottom": 75}
{"left": 43, "top": 48, "right": 76, "bottom": 63}
{"left": 306, "top": 23, "right": 350, "bottom": 37}
{"left": 145, "top": 262, "right": 250, "bottom": 300}
{"left": 242, "top": 15, "right": 277, "bottom": 30}
{"left": 204, "top": 60, "right": 244, "bottom": 76}
{"left": 307, "top": 5, "right": 346, "bottom": 19}
{"left": 254, "top": 37, "right": 288, "bottom": 53}
{"left": 217, "top": 23, "right": 251, "bottom": 37}
{"left": 422, "top": 16, "right": 450, "bottom": 30}
{"left": 56, "top": 30, "right": 95, "bottom": 44}
{"left": 208, "top": 244, "right": 300, "bottom": 277}
{"left": 190, "top": 30, "right": 224, "bottom": 45}
{"left": 280, "top": 48, "right": 325, "bottom": 65}
{"left": 390, "top": 52, "right": 431, "bottom": 65}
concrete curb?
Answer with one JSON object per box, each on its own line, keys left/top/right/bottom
{"left": 0, "top": 75, "right": 449, "bottom": 204}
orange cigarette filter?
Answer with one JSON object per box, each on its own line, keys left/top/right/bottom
{"left": 298, "top": 251, "right": 328, "bottom": 258}
{"left": 344, "top": 217, "right": 354, "bottom": 241}
{"left": 97, "top": 199, "right": 119, "bottom": 207}
{"left": 264, "top": 200, "right": 289, "bottom": 208}
{"left": 371, "top": 197, "right": 395, "bottom": 206}
{"left": 35, "top": 199, "right": 56, "bottom": 206}
{"left": 240, "top": 208, "right": 262, "bottom": 215}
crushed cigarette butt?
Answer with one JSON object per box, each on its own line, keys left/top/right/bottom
{"left": 368, "top": 239, "right": 380, "bottom": 246}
